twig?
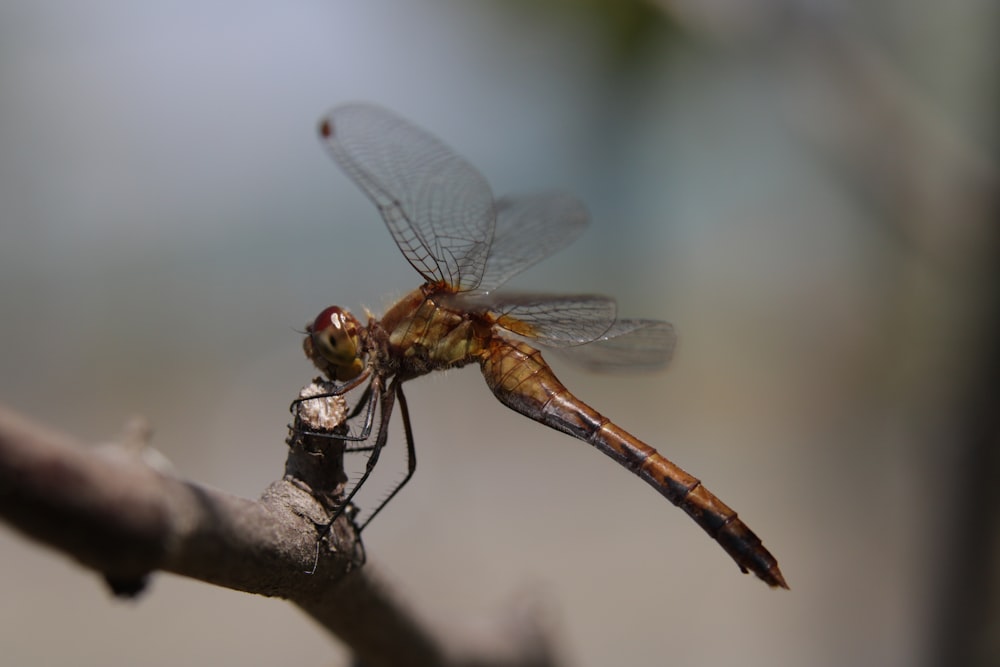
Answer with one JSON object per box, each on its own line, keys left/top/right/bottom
{"left": 0, "top": 395, "right": 557, "bottom": 667}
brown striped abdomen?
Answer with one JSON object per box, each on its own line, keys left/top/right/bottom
{"left": 481, "top": 338, "right": 788, "bottom": 589}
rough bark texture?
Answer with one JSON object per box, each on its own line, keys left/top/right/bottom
{"left": 0, "top": 393, "right": 557, "bottom": 667}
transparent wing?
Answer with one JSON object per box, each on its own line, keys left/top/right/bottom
{"left": 320, "top": 103, "right": 495, "bottom": 291}
{"left": 476, "top": 192, "right": 589, "bottom": 293}
{"left": 443, "top": 292, "right": 617, "bottom": 347}
{"left": 549, "top": 320, "right": 676, "bottom": 373}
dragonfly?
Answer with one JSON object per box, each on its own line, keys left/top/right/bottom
{"left": 299, "top": 103, "right": 787, "bottom": 588}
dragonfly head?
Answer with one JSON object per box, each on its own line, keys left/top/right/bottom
{"left": 305, "top": 306, "right": 365, "bottom": 382}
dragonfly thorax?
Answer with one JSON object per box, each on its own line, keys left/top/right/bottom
{"left": 305, "top": 305, "right": 365, "bottom": 382}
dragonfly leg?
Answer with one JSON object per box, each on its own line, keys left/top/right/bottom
{"left": 358, "top": 381, "right": 417, "bottom": 531}
{"left": 347, "top": 383, "right": 374, "bottom": 420}
{"left": 323, "top": 375, "right": 394, "bottom": 530}
{"left": 292, "top": 369, "right": 378, "bottom": 443}
{"left": 344, "top": 383, "right": 379, "bottom": 450}
{"left": 289, "top": 366, "right": 372, "bottom": 415}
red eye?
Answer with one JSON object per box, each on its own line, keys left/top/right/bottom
{"left": 305, "top": 305, "right": 363, "bottom": 381}
{"left": 312, "top": 305, "right": 346, "bottom": 333}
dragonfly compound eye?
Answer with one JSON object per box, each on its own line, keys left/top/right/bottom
{"left": 309, "top": 305, "right": 364, "bottom": 381}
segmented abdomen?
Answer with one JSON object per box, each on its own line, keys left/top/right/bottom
{"left": 481, "top": 338, "right": 787, "bottom": 588}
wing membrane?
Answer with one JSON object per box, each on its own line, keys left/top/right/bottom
{"left": 476, "top": 192, "right": 589, "bottom": 292}
{"left": 549, "top": 320, "right": 676, "bottom": 373}
{"left": 320, "top": 103, "right": 495, "bottom": 290}
{"left": 444, "top": 292, "right": 617, "bottom": 347}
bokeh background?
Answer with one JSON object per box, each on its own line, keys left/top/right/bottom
{"left": 1, "top": 2, "right": 997, "bottom": 666}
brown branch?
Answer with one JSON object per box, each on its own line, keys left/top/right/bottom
{"left": 0, "top": 395, "right": 557, "bottom": 667}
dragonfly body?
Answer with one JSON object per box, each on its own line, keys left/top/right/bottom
{"left": 382, "top": 285, "right": 490, "bottom": 374}
{"left": 303, "top": 103, "right": 787, "bottom": 588}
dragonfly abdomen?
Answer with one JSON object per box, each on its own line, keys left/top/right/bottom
{"left": 482, "top": 338, "right": 788, "bottom": 589}
{"left": 601, "top": 422, "right": 787, "bottom": 588}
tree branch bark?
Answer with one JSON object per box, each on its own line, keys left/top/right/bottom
{"left": 0, "top": 395, "right": 557, "bottom": 667}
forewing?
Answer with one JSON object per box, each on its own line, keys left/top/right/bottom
{"left": 320, "top": 103, "right": 495, "bottom": 290}
{"left": 476, "top": 192, "right": 589, "bottom": 292}
{"left": 444, "top": 292, "right": 617, "bottom": 346}
{"left": 549, "top": 320, "right": 676, "bottom": 373}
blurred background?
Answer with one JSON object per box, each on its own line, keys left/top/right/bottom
{"left": 1, "top": 1, "right": 997, "bottom": 665}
